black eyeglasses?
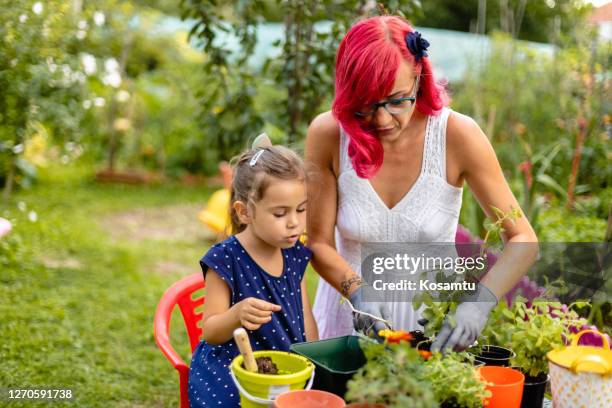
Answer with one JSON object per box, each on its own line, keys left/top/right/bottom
{"left": 354, "top": 77, "right": 419, "bottom": 119}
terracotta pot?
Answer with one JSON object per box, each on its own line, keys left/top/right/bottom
{"left": 274, "top": 389, "right": 345, "bottom": 408}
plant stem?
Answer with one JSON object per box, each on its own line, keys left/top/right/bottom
{"left": 566, "top": 116, "right": 586, "bottom": 209}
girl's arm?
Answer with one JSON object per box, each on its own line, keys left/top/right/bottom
{"left": 305, "top": 112, "right": 363, "bottom": 298}
{"left": 301, "top": 279, "right": 319, "bottom": 341}
{"left": 201, "top": 270, "right": 281, "bottom": 345}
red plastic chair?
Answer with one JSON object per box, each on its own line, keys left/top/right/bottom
{"left": 154, "top": 273, "right": 205, "bottom": 408}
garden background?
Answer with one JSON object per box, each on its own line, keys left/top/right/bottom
{"left": 1, "top": 0, "right": 610, "bottom": 406}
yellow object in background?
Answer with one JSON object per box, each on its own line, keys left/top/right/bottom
{"left": 198, "top": 189, "right": 231, "bottom": 236}
{"left": 197, "top": 187, "right": 308, "bottom": 244}
{"left": 24, "top": 122, "right": 49, "bottom": 168}
{"left": 547, "top": 329, "right": 612, "bottom": 375}
{"left": 547, "top": 329, "right": 612, "bottom": 408}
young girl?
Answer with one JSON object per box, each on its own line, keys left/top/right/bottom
{"left": 188, "top": 138, "right": 318, "bottom": 408}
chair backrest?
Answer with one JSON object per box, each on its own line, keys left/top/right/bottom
{"left": 156, "top": 273, "right": 205, "bottom": 353}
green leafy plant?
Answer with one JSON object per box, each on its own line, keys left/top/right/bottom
{"left": 480, "top": 206, "right": 523, "bottom": 254}
{"left": 477, "top": 299, "right": 515, "bottom": 347}
{"left": 421, "top": 352, "right": 490, "bottom": 408}
{"left": 479, "top": 298, "right": 591, "bottom": 378}
{"left": 510, "top": 302, "right": 587, "bottom": 377}
{"left": 345, "top": 340, "right": 437, "bottom": 408}
{"left": 417, "top": 294, "right": 456, "bottom": 340}
{"left": 347, "top": 339, "right": 490, "bottom": 408}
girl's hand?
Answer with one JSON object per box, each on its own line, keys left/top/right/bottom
{"left": 234, "top": 297, "right": 281, "bottom": 331}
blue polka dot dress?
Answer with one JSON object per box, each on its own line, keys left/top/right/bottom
{"left": 188, "top": 235, "right": 312, "bottom": 408}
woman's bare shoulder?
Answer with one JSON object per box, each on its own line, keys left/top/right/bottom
{"left": 307, "top": 111, "right": 340, "bottom": 147}
{"left": 446, "top": 110, "right": 490, "bottom": 154}
{"left": 306, "top": 111, "right": 341, "bottom": 171}
{"left": 446, "top": 109, "right": 499, "bottom": 178}
{"left": 446, "top": 110, "right": 482, "bottom": 140}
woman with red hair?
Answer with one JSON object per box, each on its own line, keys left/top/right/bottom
{"left": 306, "top": 15, "right": 538, "bottom": 352}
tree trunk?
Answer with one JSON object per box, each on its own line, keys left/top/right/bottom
{"left": 107, "top": 95, "right": 121, "bottom": 172}
{"left": 286, "top": 0, "right": 303, "bottom": 144}
{"left": 477, "top": 0, "right": 487, "bottom": 35}
{"left": 605, "top": 203, "right": 612, "bottom": 243}
{"left": 513, "top": 0, "right": 527, "bottom": 39}
{"left": 2, "top": 155, "right": 15, "bottom": 201}
{"left": 106, "top": 23, "right": 133, "bottom": 172}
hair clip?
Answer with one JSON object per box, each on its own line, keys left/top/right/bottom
{"left": 249, "top": 149, "right": 265, "bottom": 166}
{"left": 252, "top": 133, "right": 273, "bottom": 149}
{"left": 405, "top": 31, "right": 430, "bottom": 62}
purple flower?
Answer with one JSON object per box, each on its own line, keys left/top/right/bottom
{"left": 455, "top": 226, "right": 481, "bottom": 260}
{"left": 575, "top": 325, "right": 612, "bottom": 348}
{"left": 565, "top": 324, "right": 611, "bottom": 348}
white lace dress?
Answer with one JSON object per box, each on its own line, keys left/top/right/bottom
{"left": 312, "top": 107, "right": 464, "bottom": 339}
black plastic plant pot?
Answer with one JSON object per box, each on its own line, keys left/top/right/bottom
{"left": 520, "top": 372, "right": 549, "bottom": 408}
{"left": 416, "top": 339, "right": 432, "bottom": 352}
{"left": 440, "top": 401, "right": 462, "bottom": 408}
{"left": 469, "top": 345, "right": 516, "bottom": 366}
{"left": 409, "top": 330, "right": 430, "bottom": 348}
{"left": 472, "top": 358, "right": 485, "bottom": 368}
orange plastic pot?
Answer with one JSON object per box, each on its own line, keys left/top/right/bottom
{"left": 273, "top": 389, "right": 345, "bottom": 408}
{"left": 479, "top": 366, "right": 525, "bottom": 408}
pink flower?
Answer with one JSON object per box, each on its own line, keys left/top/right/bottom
{"left": 455, "top": 225, "right": 473, "bottom": 244}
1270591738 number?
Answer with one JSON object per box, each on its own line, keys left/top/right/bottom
{"left": 3, "top": 388, "right": 74, "bottom": 401}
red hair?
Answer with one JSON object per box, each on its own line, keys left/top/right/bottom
{"left": 332, "top": 16, "right": 449, "bottom": 178}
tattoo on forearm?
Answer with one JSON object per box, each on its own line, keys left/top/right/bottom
{"left": 341, "top": 276, "right": 364, "bottom": 297}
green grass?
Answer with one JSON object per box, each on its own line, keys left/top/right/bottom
{"left": 0, "top": 163, "right": 320, "bottom": 407}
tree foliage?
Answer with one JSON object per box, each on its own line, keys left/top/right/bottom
{"left": 180, "top": 0, "right": 420, "bottom": 163}
{"left": 0, "top": 1, "right": 86, "bottom": 197}
{"left": 454, "top": 30, "right": 610, "bottom": 236}
{"left": 412, "top": 0, "right": 592, "bottom": 43}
